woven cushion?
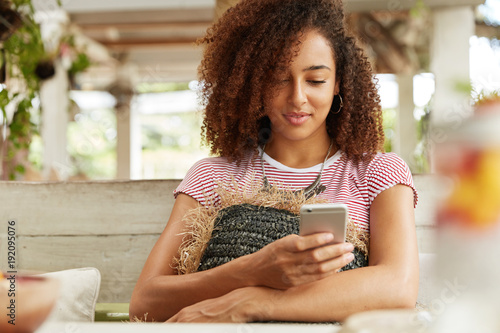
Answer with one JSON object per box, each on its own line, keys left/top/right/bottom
{"left": 199, "top": 203, "right": 367, "bottom": 272}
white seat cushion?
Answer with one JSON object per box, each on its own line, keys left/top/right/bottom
{"left": 40, "top": 267, "right": 101, "bottom": 322}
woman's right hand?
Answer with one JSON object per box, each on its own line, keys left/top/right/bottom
{"left": 246, "top": 233, "right": 355, "bottom": 290}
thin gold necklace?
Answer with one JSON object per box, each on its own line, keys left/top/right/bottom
{"left": 260, "top": 141, "right": 333, "bottom": 199}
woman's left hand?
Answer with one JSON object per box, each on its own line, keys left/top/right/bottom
{"left": 166, "top": 287, "right": 276, "bottom": 323}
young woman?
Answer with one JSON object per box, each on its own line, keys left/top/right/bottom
{"left": 130, "top": 0, "right": 419, "bottom": 323}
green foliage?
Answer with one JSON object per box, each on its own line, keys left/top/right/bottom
{"left": 67, "top": 108, "right": 117, "bottom": 179}
{"left": 382, "top": 108, "right": 396, "bottom": 152}
{"left": 65, "top": 35, "right": 92, "bottom": 76}
{"left": 1, "top": 0, "right": 93, "bottom": 179}
{"left": 1, "top": 1, "right": 44, "bottom": 178}
{"left": 3, "top": 4, "right": 44, "bottom": 88}
{"left": 0, "top": 89, "right": 10, "bottom": 120}
{"left": 69, "top": 52, "right": 91, "bottom": 76}
{"left": 140, "top": 110, "right": 209, "bottom": 179}
{"left": 11, "top": 0, "right": 34, "bottom": 8}
{"left": 454, "top": 80, "right": 473, "bottom": 97}
{"left": 413, "top": 101, "right": 431, "bottom": 174}
{"left": 410, "top": 0, "right": 428, "bottom": 18}
{"left": 8, "top": 97, "right": 34, "bottom": 149}
{"left": 473, "top": 88, "right": 500, "bottom": 106}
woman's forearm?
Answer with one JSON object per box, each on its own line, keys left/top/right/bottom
{"left": 257, "top": 264, "right": 418, "bottom": 323}
{"left": 130, "top": 232, "right": 354, "bottom": 322}
{"left": 164, "top": 262, "right": 418, "bottom": 323}
{"left": 130, "top": 254, "right": 256, "bottom": 322}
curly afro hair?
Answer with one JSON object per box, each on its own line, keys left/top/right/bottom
{"left": 197, "top": 0, "right": 384, "bottom": 163}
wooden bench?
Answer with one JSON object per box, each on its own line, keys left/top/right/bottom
{"left": 0, "top": 175, "right": 443, "bottom": 320}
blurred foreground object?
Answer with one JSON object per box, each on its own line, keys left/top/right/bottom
{"left": 339, "top": 309, "right": 432, "bottom": 333}
{"left": 431, "top": 93, "right": 500, "bottom": 332}
{"left": 0, "top": 273, "right": 59, "bottom": 333}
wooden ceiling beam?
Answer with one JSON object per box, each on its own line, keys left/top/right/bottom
{"left": 475, "top": 21, "right": 500, "bottom": 39}
{"left": 344, "top": 0, "right": 484, "bottom": 12}
{"left": 78, "top": 21, "right": 211, "bottom": 32}
{"left": 96, "top": 37, "right": 199, "bottom": 49}
{"left": 211, "top": 0, "right": 485, "bottom": 15}
{"left": 69, "top": 8, "right": 214, "bottom": 25}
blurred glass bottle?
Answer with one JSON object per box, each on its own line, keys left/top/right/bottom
{"left": 431, "top": 95, "right": 500, "bottom": 332}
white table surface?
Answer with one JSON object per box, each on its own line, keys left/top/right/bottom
{"left": 36, "top": 322, "right": 342, "bottom": 333}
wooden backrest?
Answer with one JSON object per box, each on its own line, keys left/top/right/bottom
{"left": 0, "top": 175, "right": 441, "bottom": 302}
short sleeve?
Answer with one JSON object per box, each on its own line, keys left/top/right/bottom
{"left": 173, "top": 158, "right": 217, "bottom": 207}
{"left": 366, "top": 153, "right": 418, "bottom": 207}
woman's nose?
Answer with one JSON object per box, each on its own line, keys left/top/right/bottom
{"left": 288, "top": 81, "right": 307, "bottom": 107}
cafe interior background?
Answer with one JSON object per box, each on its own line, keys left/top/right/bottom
{"left": 2, "top": 0, "right": 500, "bottom": 331}
{"left": 0, "top": 0, "right": 498, "bottom": 182}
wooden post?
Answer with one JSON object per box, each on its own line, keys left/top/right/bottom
{"left": 40, "top": 61, "right": 71, "bottom": 180}
{"left": 115, "top": 93, "right": 132, "bottom": 180}
{"left": 394, "top": 73, "right": 418, "bottom": 171}
{"left": 430, "top": 7, "right": 474, "bottom": 128}
{"left": 35, "top": 9, "right": 71, "bottom": 180}
{"left": 429, "top": 6, "right": 475, "bottom": 171}
{"left": 110, "top": 60, "right": 138, "bottom": 180}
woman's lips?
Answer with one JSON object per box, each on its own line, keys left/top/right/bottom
{"left": 283, "top": 113, "right": 311, "bottom": 126}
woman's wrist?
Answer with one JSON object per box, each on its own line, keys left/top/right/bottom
{"left": 235, "top": 286, "right": 282, "bottom": 322}
{"left": 202, "top": 253, "right": 261, "bottom": 294}
{"left": 230, "top": 252, "right": 262, "bottom": 287}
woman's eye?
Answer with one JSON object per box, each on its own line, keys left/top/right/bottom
{"left": 309, "top": 80, "right": 326, "bottom": 85}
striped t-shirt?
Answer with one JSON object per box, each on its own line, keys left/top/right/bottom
{"left": 174, "top": 149, "right": 417, "bottom": 232}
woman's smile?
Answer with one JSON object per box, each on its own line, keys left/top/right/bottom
{"left": 283, "top": 112, "right": 311, "bottom": 126}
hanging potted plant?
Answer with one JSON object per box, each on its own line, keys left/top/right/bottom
{"left": 0, "top": 0, "right": 90, "bottom": 180}
{"left": 0, "top": 0, "right": 44, "bottom": 179}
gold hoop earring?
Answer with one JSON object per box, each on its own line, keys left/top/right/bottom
{"left": 331, "top": 94, "right": 343, "bottom": 114}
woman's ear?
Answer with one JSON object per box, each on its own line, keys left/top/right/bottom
{"left": 334, "top": 80, "right": 340, "bottom": 95}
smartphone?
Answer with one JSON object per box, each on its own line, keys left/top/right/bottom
{"left": 299, "top": 203, "right": 348, "bottom": 243}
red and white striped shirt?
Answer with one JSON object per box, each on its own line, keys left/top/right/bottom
{"left": 174, "top": 149, "right": 417, "bottom": 232}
